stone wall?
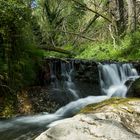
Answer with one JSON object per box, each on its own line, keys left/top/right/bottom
{"left": 73, "top": 59, "right": 101, "bottom": 97}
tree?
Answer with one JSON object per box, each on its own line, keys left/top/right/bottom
{"left": 126, "top": 0, "right": 136, "bottom": 32}
{"left": 115, "top": 0, "right": 125, "bottom": 35}
{"left": 33, "top": 0, "right": 90, "bottom": 52}
{"left": 0, "top": 0, "right": 42, "bottom": 93}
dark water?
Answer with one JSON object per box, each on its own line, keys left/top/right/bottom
{"left": 0, "top": 114, "right": 64, "bottom": 140}
{"left": 0, "top": 123, "right": 45, "bottom": 140}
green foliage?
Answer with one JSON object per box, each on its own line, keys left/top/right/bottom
{"left": 0, "top": 0, "right": 43, "bottom": 93}
{"left": 75, "top": 41, "right": 118, "bottom": 60}
{"left": 119, "top": 32, "right": 140, "bottom": 60}
{"left": 1, "top": 95, "right": 16, "bottom": 118}
{"left": 34, "top": 0, "right": 86, "bottom": 48}
{"left": 76, "top": 32, "right": 140, "bottom": 61}
{"left": 33, "top": 0, "right": 140, "bottom": 61}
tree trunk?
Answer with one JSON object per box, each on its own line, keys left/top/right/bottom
{"left": 108, "top": 0, "right": 125, "bottom": 35}
{"left": 126, "top": 0, "right": 136, "bottom": 32}
{"left": 115, "top": 0, "right": 125, "bottom": 35}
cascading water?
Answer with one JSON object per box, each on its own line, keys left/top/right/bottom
{"left": 49, "top": 61, "right": 79, "bottom": 100}
{"left": 61, "top": 61, "right": 79, "bottom": 99}
{"left": 0, "top": 62, "right": 139, "bottom": 140}
{"left": 99, "top": 63, "right": 139, "bottom": 97}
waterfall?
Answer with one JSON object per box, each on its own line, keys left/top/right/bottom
{"left": 61, "top": 61, "right": 79, "bottom": 99}
{"left": 49, "top": 61, "right": 79, "bottom": 99}
{"left": 99, "top": 63, "right": 139, "bottom": 97}
{"left": 0, "top": 62, "right": 139, "bottom": 140}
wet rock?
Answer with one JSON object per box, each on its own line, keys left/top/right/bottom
{"left": 133, "top": 62, "right": 140, "bottom": 74}
{"left": 127, "top": 78, "right": 140, "bottom": 98}
{"left": 125, "top": 79, "right": 134, "bottom": 87}
{"left": 17, "top": 87, "right": 62, "bottom": 115}
{"left": 40, "top": 58, "right": 101, "bottom": 98}
{"left": 35, "top": 98, "right": 140, "bottom": 140}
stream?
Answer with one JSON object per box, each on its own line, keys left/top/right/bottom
{"left": 0, "top": 63, "right": 139, "bottom": 140}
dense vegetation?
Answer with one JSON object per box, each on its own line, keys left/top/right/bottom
{"left": 34, "top": 0, "right": 140, "bottom": 60}
{"left": 0, "top": 0, "right": 43, "bottom": 116}
{"left": 0, "top": 0, "right": 140, "bottom": 117}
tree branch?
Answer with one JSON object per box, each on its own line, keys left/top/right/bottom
{"left": 59, "top": 30, "right": 97, "bottom": 41}
{"left": 82, "top": 14, "right": 100, "bottom": 33}
{"left": 72, "top": 0, "right": 112, "bottom": 23}
{"left": 72, "top": 14, "right": 99, "bottom": 46}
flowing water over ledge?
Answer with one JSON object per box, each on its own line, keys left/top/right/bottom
{"left": 0, "top": 62, "right": 139, "bottom": 140}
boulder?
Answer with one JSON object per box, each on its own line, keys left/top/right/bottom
{"left": 127, "top": 78, "right": 140, "bottom": 97}
{"left": 35, "top": 98, "right": 140, "bottom": 140}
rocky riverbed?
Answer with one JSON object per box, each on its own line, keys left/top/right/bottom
{"left": 35, "top": 98, "right": 140, "bottom": 140}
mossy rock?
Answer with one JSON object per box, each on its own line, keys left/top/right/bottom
{"left": 80, "top": 97, "right": 139, "bottom": 114}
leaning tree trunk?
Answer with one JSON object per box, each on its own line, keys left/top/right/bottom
{"left": 126, "top": 0, "right": 136, "bottom": 32}
{"left": 115, "top": 0, "right": 125, "bottom": 35}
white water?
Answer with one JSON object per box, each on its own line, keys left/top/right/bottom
{"left": 50, "top": 61, "right": 79, "bottom": 99}
{"left": 99, "top": 63, "right": 139, "bottom": 97}
{"left": 0, "top": 63, "right": 139, "bottom": 140}
{"left": 61, "top": 62, "right": 79, "bottom": 99}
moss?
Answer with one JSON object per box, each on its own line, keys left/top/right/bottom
{"left": 132, "top": 78, "right": 140, "bottom": 89}
{"left": 1, "top": 103, "right": 15, "bottom": 118}
{"left": 80, "top": 97, "right": 140, "bottom": 114}
{"left": 0, "top": 97, "right": 17, "bottom": 118}
{"left": 0, "top": 91, "right": 18, "bottom": 118}
{"left": 17, "top": 89, "right": 33, "bottom": 115}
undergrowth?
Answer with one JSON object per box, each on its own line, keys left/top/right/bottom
{"left": 75, "top": 32, "right": 140, "bottom": 61}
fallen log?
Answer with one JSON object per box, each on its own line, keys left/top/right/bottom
{"left": 41, "top": 46, "right": 73, "bottom": 55}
